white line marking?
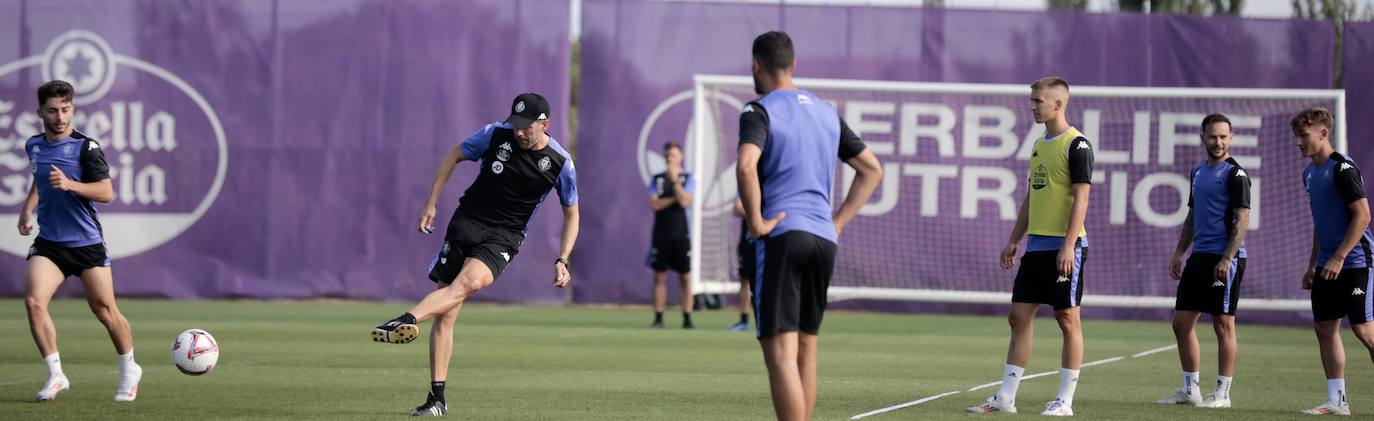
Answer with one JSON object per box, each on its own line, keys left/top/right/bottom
{"left": 850, "top": 391, "right": 961, "bottom": 420}
{"left": 1132, "top": 344, "right": 1178, "bottom": 358}
{"left": 852, "top": 343, "right": 1174, "bottom": 419}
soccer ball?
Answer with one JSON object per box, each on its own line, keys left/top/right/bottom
{"left": 171, "top": 329, "right": 219, "bottom": 376}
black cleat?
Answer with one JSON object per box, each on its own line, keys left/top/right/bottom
{"left": 372, "top": 317, "right": 419, "bottom": 344}
{"left": 411, "top": 399, "right": 447, "bottom": 417}
{"left": 682, "top": 320, "right": 695, "bottom": 329}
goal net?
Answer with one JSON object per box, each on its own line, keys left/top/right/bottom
{"left": 690, "top": 74, "right": 1345, "bottom": 310}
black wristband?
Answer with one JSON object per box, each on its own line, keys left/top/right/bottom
{"left": 555, "top": 257, "right": 570, "bottom": 269}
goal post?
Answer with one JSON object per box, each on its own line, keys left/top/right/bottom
{"left": 691, "top": 74, "right": 1344, "bottom": 311}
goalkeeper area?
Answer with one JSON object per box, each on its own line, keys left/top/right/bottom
{"left": 689, "top": 75, "right": 1346, "bottom": 311}
{"left": 0, "top": 299, "right": 1368, "bottom": 420}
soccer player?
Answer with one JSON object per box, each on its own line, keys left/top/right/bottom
{"left": 730, "top": 198, "right": 753, "bottom": 332}
{"left": 1294, "top": 107, "right": 1374, "bottom": 416}
{"left": 646, "top": 141, "right": 695, "bottom": 329}
{"left": 1156, "top": 114, "right": 1249, "bottom": 408}
{"left": 738, "top": 31, "right": 882, "bottom": 421}
{"left": 18, "top": 80, "right": 142, "bottom": 402}
{"left": 967, "top": 76, "right": 1092, "bottom": 417}
{"left": 370, "top": 93, "right": 579, "bottom": 417}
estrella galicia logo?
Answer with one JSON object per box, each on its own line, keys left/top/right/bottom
{"left": 0, "top": 30, "right": 228, "bottom": 259}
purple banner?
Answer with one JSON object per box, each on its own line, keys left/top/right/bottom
{"left": 0, "top": 0, "right": 573, "bottom": 303}
{"left": 1345, "top": 21, "right": 1374, "bottom": 170}
{"left": 574, "top": 1, "right": 1342, "bottom": 306}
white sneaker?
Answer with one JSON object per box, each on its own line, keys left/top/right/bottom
{"left": 966, "top": 396, "right": 1018, "bottom": 414}
{"left": 35, "top": 374, "right": 69, "bottom": 401}
{"left": 114, "top": 362, "right": 142, "bottom": 401}
{"left": 1301, "top": 401, "right": 1351, "bottom": 415}
{"left": 1197, "top": 393, "right": 1231, "bottom": 408}
{"left": 1154, "top": 389, "right": 1202, "bottom": 405}
{"left": 1041, "top": 399, "right": 1074, "bottom": 416}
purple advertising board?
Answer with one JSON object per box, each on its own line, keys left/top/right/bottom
{"left": 0, "top": 0, "right": 573, "bottom": 303}
{"left": 574, "top": 1, "right": 1346, "bottom": 311}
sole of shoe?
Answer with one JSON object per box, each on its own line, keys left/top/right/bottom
{"left": 372, "top": 324, "right": 419, "bottom": 344}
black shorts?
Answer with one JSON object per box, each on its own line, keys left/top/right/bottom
{"left": 1175, "top": 253, "right": 1245, "bottom": 315}
{"left": 427, "top": 217, "right": 522, "bottom": 285}
{"left": 1311, "top": 267, "right": 1374, "bottom": 323}
{"left": 27, "top": 237, "right": 110, "bottom": 278}
{"left": 738, "top": 237, "right": 756, "bottom": 281}
{"left": 648, "top": 239, "right": 690, "bottom": 274}
{"left": 1011, "top": 247, "right": 1087, "bottom": 310}
{"left": 754, "top": 231, "right": 837, "bottom": 338}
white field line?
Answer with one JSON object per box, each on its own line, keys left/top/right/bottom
{"left": 850, "top": 344, "right": 1178, "bottom": 419}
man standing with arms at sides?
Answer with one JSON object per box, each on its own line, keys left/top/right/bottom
{"left": 646, "top": 141, "right": 695, "bottom": 329}
{"left": 968, "top": 76, "right": 1092, "bottom": 417}
{"left": 1294, "top": 107, "right": 1374, "bottom": 416}
{"left": 19, "top": 80, "right": 142, "bottom": 402}
{"left": 738, "top": 31, "right": 883, "bottom": 421}
{"left": 370, "top": 93, "right": 579, "bottom": 417}
{"left": 1157, "top": 113, "right": 1249, "bottom": 409}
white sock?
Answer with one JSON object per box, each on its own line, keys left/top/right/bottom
{"left": 1057, "top": 368, "right": 1080, "bottom": 405}
{"left": 118, "top": 349, "right": 136, "bottom": 371}
{"left": 43, "top": 352, "right": 63, "bottom": 377}
{"left": 1215, "top": 375, "right": 1232, "bottom": 398}
{"left": 1328, "top": 378, "right": 1347, "bottom": 406}
{"left": 996, "top": 364, "right": 1025, "bottom": 404}
{"left": 1182, "top": 371, "right": 1200, "bottom": 396}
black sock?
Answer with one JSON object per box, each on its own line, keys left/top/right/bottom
{"left": 683, "top": 313, "right": 692, "bottom": 323}
{"left": 739, "top": 313, "right": 748, "bottom": 324}
{"left": 400, "top": 313, "right": 417, "bottom": 325}
{"left": 430, "top": 381, "right": 446, "bottom": 404}
{"left": 654, "top": 312, "right": 663, "bottom": 323}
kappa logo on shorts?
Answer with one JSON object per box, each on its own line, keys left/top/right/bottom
{"left": 500, "top": 252, "right": 510, "bottom": 262}
{"left": 1055, "top": 275, "right": 1069, "bottom": 283}
{"left": 1212, "top": 280, "right": 1224, "bottom": 287}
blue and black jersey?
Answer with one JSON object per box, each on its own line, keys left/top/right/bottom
{"left": 1304, "top": 152, "right": 1373, "bottom": 269}
{"left": 25, "top": 130, "right": 110, "bottom": 248}
{"left": 1187, "top": 157, "right": 1250, "bottom": 257}
{"left": 647, "top": 172, "right": 693, "bottom": 243}
{"left": 453, "top": 122, "right": 577, "bottom": 234}
{"left": 738, "top": 89, "right": 865, "bottom": 243}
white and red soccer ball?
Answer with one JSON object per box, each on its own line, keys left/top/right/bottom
{"left": 171, "top": 329, "right": 219, "bottom": 376}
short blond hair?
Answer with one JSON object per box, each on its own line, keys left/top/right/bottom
{"left": 1030, "top": 76, "right": 1070, "bottom": 93}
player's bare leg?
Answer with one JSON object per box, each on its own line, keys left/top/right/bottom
{"left": 1006, "top": 302, "right": 1039, "bottom": 367}
{"left": 1195, "top": 313, "right": 1237, "bottom": 408}
{"left": 761, "top": 332, "right": 805, "bottom": 421}
{"left": 374, "top": 258, "right": 492, "bottom": 344}
{"left": 798, "top": 333, "right": 819, "bottom": 421}
{"left": 678, "top": 271, "right": 694, "bottom": 328}
{"left": 81, "top": 266, "right": 140, "bottom": 401}
{"left": 416, "top": 300, "right": 462, "bottom": 416}
{"left": 26, "top": 257, "right": 68, "bottom": 401}
{"left": 1173, "top": 311, "right": 1202, "bottom": 373}
{"left": 651, "top": 270, "right": 667, "bottom": 327}
{"left": 1303, "top": 320, "right": 1351, "bottom": 414}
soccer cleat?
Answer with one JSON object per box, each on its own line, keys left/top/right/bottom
{"left": 372, "top": 317, "right": 420, "bottom": 344}
{"left": 1197, "top": 393, "right": 1230, "bottom": 408}
{"left": 965, "top": 396, "right": 1017, "bottom": 414}
{"left": 649, "top": 320, "right": 664, "bottom": 329}
{"left": 1040, "top": 399, "right": 1074, "bottom": 416}
{"left": 683, "top": 320, "right": 695, "bottom": 329}
{"left": 114, "top": 362, "right": 142, "bottom": 401}
{"left": 728, "top": 321, "right": 749, "bottom": 332}
{"left": 1301, "top": 401, "right": 1351, "bottom": 416}
{"left": 35, "top": 375, "right": 69, "bottom": 401}
{"left": 1155, "top": 389, "right": 1201, "bottom": 405}
{"left": 411, "top": 399, "right": 447, "bottom": 417}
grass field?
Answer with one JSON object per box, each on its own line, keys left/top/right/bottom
{"left": 2, "top": 299, "right": 1374, "bottom": 420}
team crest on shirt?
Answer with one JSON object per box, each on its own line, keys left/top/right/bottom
{"left": 497, "top": 149, "right": 510, "bottom": 161}
{"left": 62, "top": 144, "right": 75, "bottom": 156}
{"left": 492, "top": 161, "right": 504, "bottom": 174}
{"left": 538, "top": 156, "right": 551, "bottom": 172}
{"left": 1030, "top": 165, "right": 1048, "bottom": 190}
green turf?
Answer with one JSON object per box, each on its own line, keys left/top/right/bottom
{"left": 2, "top": 299, "right": 1373, "bottom": 420}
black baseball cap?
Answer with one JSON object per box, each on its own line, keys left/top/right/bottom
{"left": 505, "top": 92, "right": 550, "bottom": 129}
